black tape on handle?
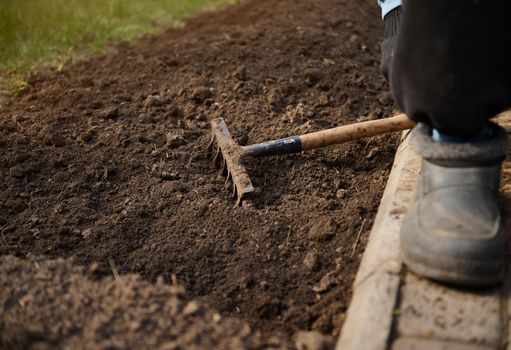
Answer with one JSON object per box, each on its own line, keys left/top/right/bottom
{"left": 241, "top": 136, "right": 302, "bottom": 157}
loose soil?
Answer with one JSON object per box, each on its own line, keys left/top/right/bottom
{"left": 0, "top": 0, "right": 399, "bottom": 348}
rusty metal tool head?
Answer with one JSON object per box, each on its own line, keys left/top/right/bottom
{"left": 209, "top": 118, "right": 255, "bottom": 205}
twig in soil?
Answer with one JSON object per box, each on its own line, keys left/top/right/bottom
{"left": 350, "top": 219, "right": 367, "bottom": 258}
{"left": 1, "top": 231, "right": 17, "bottom": 249}
{"left": 338, "top": 56, "right": 359, "bottom": 68}
{"left": 108, "top": 258, "right": 121, "bottom": 282}
{"left": 363, "top": 139, "right": 372, "bottom": 151}
{"left": 101, "top": 166, "right": 108, "bottom": 182}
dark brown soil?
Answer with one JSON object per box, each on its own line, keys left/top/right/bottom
{"left": 0, "top": 0, "right": 399, "bottom": 348}
{"left": 0, "top": 255, "right": 285, "bottom": 350}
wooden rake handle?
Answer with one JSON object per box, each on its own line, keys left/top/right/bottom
{"left": 300, "top": 113, "right": 414, "bottom": 150}
{"left": 241, "top": 114, "right": 415, "bottom": 157}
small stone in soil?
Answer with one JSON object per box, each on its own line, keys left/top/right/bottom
{"left": 166, "top": 132, "right": 186, "bottom": 148}
{"left": 308, "top": 218, "right": 337, "bottom": 241}
{"left": 101, "top": 106, "right": 119, "bottom": 119}
{"left": 44, "top": 133, "right": 67, "bottom": 147}
{"left": 82, "top": 228, "right": 93, "bottom": 239}
{"left": 143, "top": 95, "right": 163, "bottom": 109}
{"left": 161, "top": 172, "right": 181, "bottom": 181}
{"left": 233, "top": 66, "right": 247, "bottom": 81}
{"left": 183, "top": 301, "right": 200, "bottom": 316}
{"left": 303, "top": 251, "right": 319, "bottom": 271}
{"left": 192, "top": 87, "right": 212, "bottom": 103}
{"left": 294, "top": 330, "right": 335, "bottom": 350}
{"left": 312, "top": 271, "right": 338, "bottom": 293}
{"left": 195, "top": 113, "right": 207, "bottom": 121}
{"left": 366, "top": 147, "right": 379, "bottom": 159}
{"left": 335, "top": 189, "right": 348, "bottom": 199}
{"left": 139, "top": 113, "right": 155, "bottom": 124}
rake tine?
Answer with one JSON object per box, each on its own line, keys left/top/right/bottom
{"left": 223, "top": 174, "right": 230, "bottom": 187}
{"left": 235, "top": 194, "right": 243, "bottom": 207}
{"left": 232, "top": 183, "right": 237, "bottom": 199}
{"left": 207, "top": 134, "right": 215, "bottom": 152}
{"left": 221, "top": 158, "right": 228, "bottom": 175}
{"left": 224, "top": 170, "right": 232, "bottom": 188}
{"left": 213, "top": 145, "right": 221, "bottom": 164}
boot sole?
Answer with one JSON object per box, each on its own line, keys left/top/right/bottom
{"left": 402, "top": 252, "right": 505, "bottom": 288}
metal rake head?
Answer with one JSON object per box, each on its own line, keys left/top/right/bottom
{"left": 208, "top": 118, "right": 254, "bottom": 205}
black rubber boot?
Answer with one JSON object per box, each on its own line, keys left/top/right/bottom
{"left": 401, "top": 123, "right": 508, "bottom": 287}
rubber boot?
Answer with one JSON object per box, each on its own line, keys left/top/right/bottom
{"left": 401, "top": 123, "right": 508, "bottom": 287}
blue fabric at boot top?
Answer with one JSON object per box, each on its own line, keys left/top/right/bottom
{"left": 377, "top": 0, "right": 402, "bottom": 19}
{"left": 432, "top": 125, "right": 494, "bottom": 144}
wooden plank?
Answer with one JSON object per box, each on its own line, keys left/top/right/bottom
{"left": 337, "top": 133, "right": 420, "bottom": 350}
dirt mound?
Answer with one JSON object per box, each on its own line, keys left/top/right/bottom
{"left": 0, "top": 0, "right": 398, "bottom": 346}
{"left": 0, "top": 255, "right": 290, "bottom": 349}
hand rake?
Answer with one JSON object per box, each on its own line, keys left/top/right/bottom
{"left": 208, "top": 113, "right": 415, "bottom": 205}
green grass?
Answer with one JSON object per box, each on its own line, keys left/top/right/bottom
{"left": 0, "top": 0, "right": 236, "bottom": 94}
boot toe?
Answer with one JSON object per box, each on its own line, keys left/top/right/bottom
{"left": 401, "top": 187, "right": 506, "bottom": 286}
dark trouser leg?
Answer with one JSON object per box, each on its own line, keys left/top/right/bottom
{"left": 390, "top": 0, "right": 511, "bottom": 137}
